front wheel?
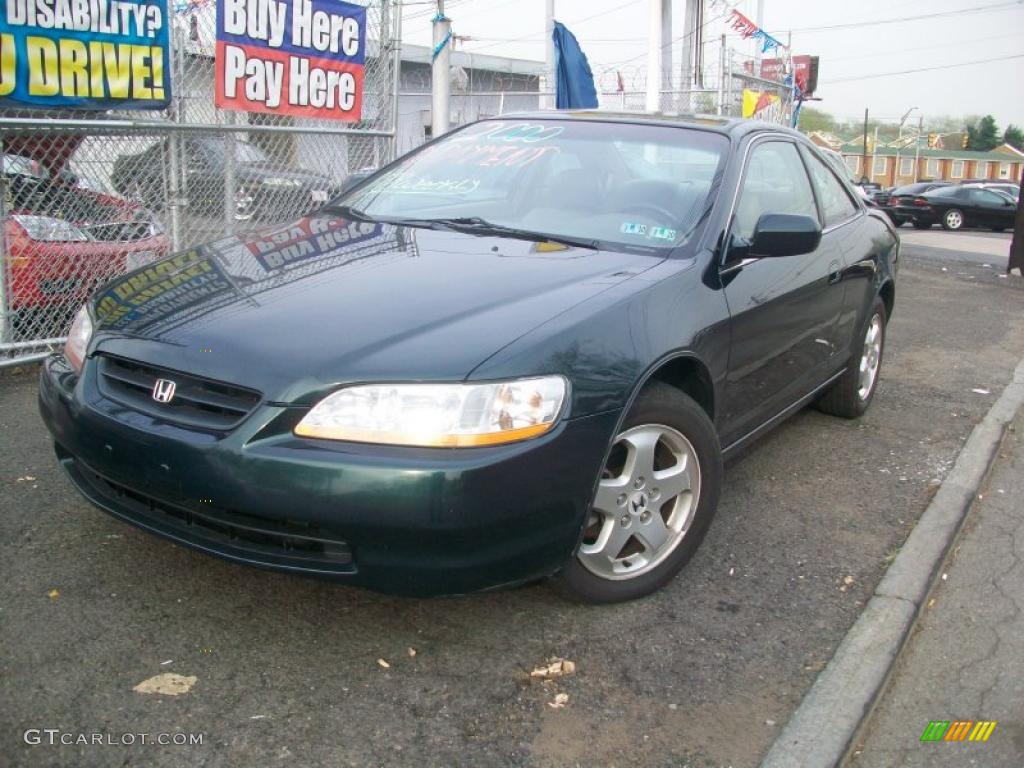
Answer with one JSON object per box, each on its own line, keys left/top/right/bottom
{"left": 553, "top": 383, "right": 722, "bottom": 603}
{"left": 816, "top": 297, "right": 887, "bottom": 419}
{"left": 941, "top": 208, "right": 964, "bottom": 230}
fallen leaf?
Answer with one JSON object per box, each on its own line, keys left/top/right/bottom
{"left": 407, "top": 647, "right": 417, "bottom": 657}
{"left": 47, "top": 589, "right": 59, "bottom": 600}
{"left": 376, "top": 658, "right": 391, "bottom": 669}
{"left": 133, "top": 673, "right": 197, "bottom": 696}
{"left": 548, "top": 693, "right": 569, "bottom": 709}
{"left": 16, "top": 476, "right": 36, "bottom": 482}
{"left": 843, "top": 575, "right": 854, "bottom": 586}
{"left": 531, "top": 658, "right": 576, "bottom": 680}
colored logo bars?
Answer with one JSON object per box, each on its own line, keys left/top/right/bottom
{"left": 920, "top": 720, "right": 997, "bottom": 742}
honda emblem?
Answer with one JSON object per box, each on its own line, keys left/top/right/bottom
{"left": 152, "top": 378, "right": 177, "bottom": 403}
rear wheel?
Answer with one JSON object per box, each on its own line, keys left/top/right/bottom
{"left": 553, "top": 383, "right": 722, "bottom": 603}
{"left": 941, "top": 209, "right": 964, "bottom": 230}
{"left": 816, "top": 297, "right": 887, "bottom": 419}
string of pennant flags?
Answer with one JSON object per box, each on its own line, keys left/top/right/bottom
{"left": 708, "top": 0, "right": 787, "bottom": 54}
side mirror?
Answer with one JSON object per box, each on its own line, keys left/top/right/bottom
{"left": 750, "top": 213, "right": 822, "bottom": 258}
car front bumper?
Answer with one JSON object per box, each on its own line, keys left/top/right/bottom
{"left": 39, "top": 354, "right": 619, "bottom": 596}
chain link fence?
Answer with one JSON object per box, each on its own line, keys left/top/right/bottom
{"left": 0, "top": 0, "right": 400, "bottom": 366}
{"left": 429, "top": 49, "right": 794, "bottom": 134}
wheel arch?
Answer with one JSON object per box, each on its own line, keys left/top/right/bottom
{"left": 879, "top": 279, "right": 895, "bottom": 320}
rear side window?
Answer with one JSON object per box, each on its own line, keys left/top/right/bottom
{"left": 733, "top": 141, "right": 817, "bottom": 241}
{"left": 801, "top": 148, "right": 859, "bottom": 227}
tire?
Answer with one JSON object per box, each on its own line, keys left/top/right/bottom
{"left": 816, "top": 296, "right": 887, "bottom": 419}
{"left": 912, "top": 220, "right": 931, "bottom": 230}
{"left": 941, "top": 208, "right": 964, "bottom": 230}
{"left": 552, "top": 382, "right": 723, "bottom": 603}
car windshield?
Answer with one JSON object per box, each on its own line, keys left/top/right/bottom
{"left": 336, "top": 119, "right": 728, "bottom": 251}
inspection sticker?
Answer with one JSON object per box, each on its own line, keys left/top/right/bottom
{"left": 650, "top": 227, "right": 677, "bottom": 240}
{"left": 620, "top": 222, "right": 647, "bottom": 235}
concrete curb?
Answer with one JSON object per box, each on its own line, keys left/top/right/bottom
{"left": 760, "top": 357, "right": 1024, "bottom": 768}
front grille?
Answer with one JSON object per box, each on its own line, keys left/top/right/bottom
{"left": 70, "top": 457, "right": 354, "bottom": 571}
{"left": 97, "top": 355, "right": 261, "bottom": 431}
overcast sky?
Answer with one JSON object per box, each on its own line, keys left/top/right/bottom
{"left": 400, "top": 0, "right": 1024, "bottom": 130}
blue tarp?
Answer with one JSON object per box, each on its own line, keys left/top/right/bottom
{"left": 552, "top": 21, "right": 598, "bottom": 109}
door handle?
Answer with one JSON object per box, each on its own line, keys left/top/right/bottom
{"left": 828, "top": 260, "right": 842, "bottom": 285}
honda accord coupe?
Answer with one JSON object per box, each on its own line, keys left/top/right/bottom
{"left": 40, "top": 114, "right": 898, "bottom": 603}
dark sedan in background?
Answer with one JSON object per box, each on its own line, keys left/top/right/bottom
{"left": 40, "top": 114, "right": 898, "bottom": 603}
{"left": 879, "top": 181, "right": 952, "bottom": 227}
{"left": 907, "top": 184, "right": 1017, "bottom": 230}
{"left": 112, "top": 137, "right": 341, "bottom": 222}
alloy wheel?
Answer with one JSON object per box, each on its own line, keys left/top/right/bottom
{"left": 944, "top": 210, "right": 963, "bottom": 229}
{"left": 578, "top": 424, "right": 701, "bottom": 580}
{"left": 858, "top": 313, "right": 883, "bottom": 400}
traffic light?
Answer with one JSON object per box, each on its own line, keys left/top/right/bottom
{"left": 962, "top": 133, "right": 969, "bottom": 149}
{"left": 927, "top": 133, "right": 937, "bottom": 148}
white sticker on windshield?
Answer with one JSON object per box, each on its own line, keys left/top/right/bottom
{"left": 649, "top": 227, "right": 677, "bottom": 240}
{"left": 620, "top": 222, "right": 647, "bottom": 236}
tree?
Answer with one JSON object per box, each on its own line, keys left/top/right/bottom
{"left": 1005, "top": 124, "right": 1024, "bottom": 151}
{"left": 796, "top": 107, "right": 836, "bottom": 134}
{"left": 966, "top": 115, "right": 1001, "bottom": 151}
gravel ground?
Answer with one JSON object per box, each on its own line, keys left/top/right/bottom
{"left": 2, "top": 242, "right": 1023, "bottom": 768}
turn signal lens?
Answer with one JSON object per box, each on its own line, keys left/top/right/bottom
{"left": 294, "top": 377, "right": 568, "bottom": 447}
{"left": 64, "top": 305, "right": 93, "bottom": 373}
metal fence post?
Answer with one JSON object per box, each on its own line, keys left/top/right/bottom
{"left": 0, "top": 135, "right": 8, "bottom": 345}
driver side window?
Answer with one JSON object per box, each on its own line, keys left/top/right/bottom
{"left": 733, "top": 141, "right": 817, "bottom": 242}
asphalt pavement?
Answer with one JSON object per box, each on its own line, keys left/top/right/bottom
{"left": 849, "top": 408, "right": 1024, "bottom": 767}
{"left": 2, "top": 238, "right": 1024, "bottom": 767}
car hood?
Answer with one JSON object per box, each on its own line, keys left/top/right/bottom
{"left": 90, "top": 214, "right": 661, "bottom": 404}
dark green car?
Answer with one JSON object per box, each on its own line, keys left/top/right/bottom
{"left": 40, "top": 114, "right": 898, "bottom": 602}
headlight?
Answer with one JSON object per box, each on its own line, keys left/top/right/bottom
{"left": 12, "top": 214, "right": 90, "bottom": 242}
{"left": 64, "top": 305, "right": 93, "bottom": 373}
{"left": 262, "top": 177, "right": 303, "bottom": 188}
{"left": 294, "top": 376, "right": 568, "bottom": 447}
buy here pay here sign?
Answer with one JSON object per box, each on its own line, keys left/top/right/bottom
{"left": 216, "top": 0, "right": 366, "bottom": 121}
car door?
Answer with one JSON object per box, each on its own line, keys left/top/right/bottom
{"left": 798, "top": 144, "right": 870, "bottom": 356}
{"left": 967, "top": 188, "right": 1014, "bottom": 228}
{"left": 719, "top": 138, "right": 842, "bottom": 444}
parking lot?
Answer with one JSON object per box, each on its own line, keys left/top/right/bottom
{"left": 2, "top": 235, "right": 1023, "bottom": 767}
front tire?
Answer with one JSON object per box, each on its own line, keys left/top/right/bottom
{"left": 553, "top": 383, "right": 722, "bottom": 603}
{"left": 816, "top": 297, "right": 887, "bottom": 419}
{"left": 941, "top": 208, "right": 964, "bottom": 230}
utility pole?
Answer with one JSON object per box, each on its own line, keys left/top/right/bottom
{"left": 544, "top": 0, "right": 555, "bottom": 108}
{"left": 431, "top": 0, "right": 451, "bottom": 137}
{"left": 680, "top": 0, "right": 697, "bottom": 107}
{"left": 861, "top": 108, "right": 868, "bottom": 182}
{"left": 661, "top": 0, "right": 672, "bottom": 105}
{"left": 914, "top": 115, "right": 923, "bottom": 182}
{"left": 754, "top": 0, "right": 765, "bottom": 70}
{"left": 646, "top": 0, "right": 663, "bottom": 112}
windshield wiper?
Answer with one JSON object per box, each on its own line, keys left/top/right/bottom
{"left": 408, "top": 216, "right": 599, "bottom": 250}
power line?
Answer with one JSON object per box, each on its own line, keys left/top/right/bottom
{"left": 825, "top": 30, "right": 1024, "bottom": 63}
{"left": 771, "top": 0, "right": 1022, "bottom": 34}
{"left": 823, "top": 53, "right": 1024, "bottom": 84}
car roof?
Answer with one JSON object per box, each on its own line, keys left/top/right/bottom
{"left": 493, "top": 110, "right": 804, "bottom": 140}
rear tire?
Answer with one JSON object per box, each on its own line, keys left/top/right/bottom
{"left": 816, "top": 297, "right": 887, "bottom": 419}
{"left": 552, "top": 383, "right": 722, "bottom": 604}
{"left": 941, "top": 209, "right": 964, "bottom": 230}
